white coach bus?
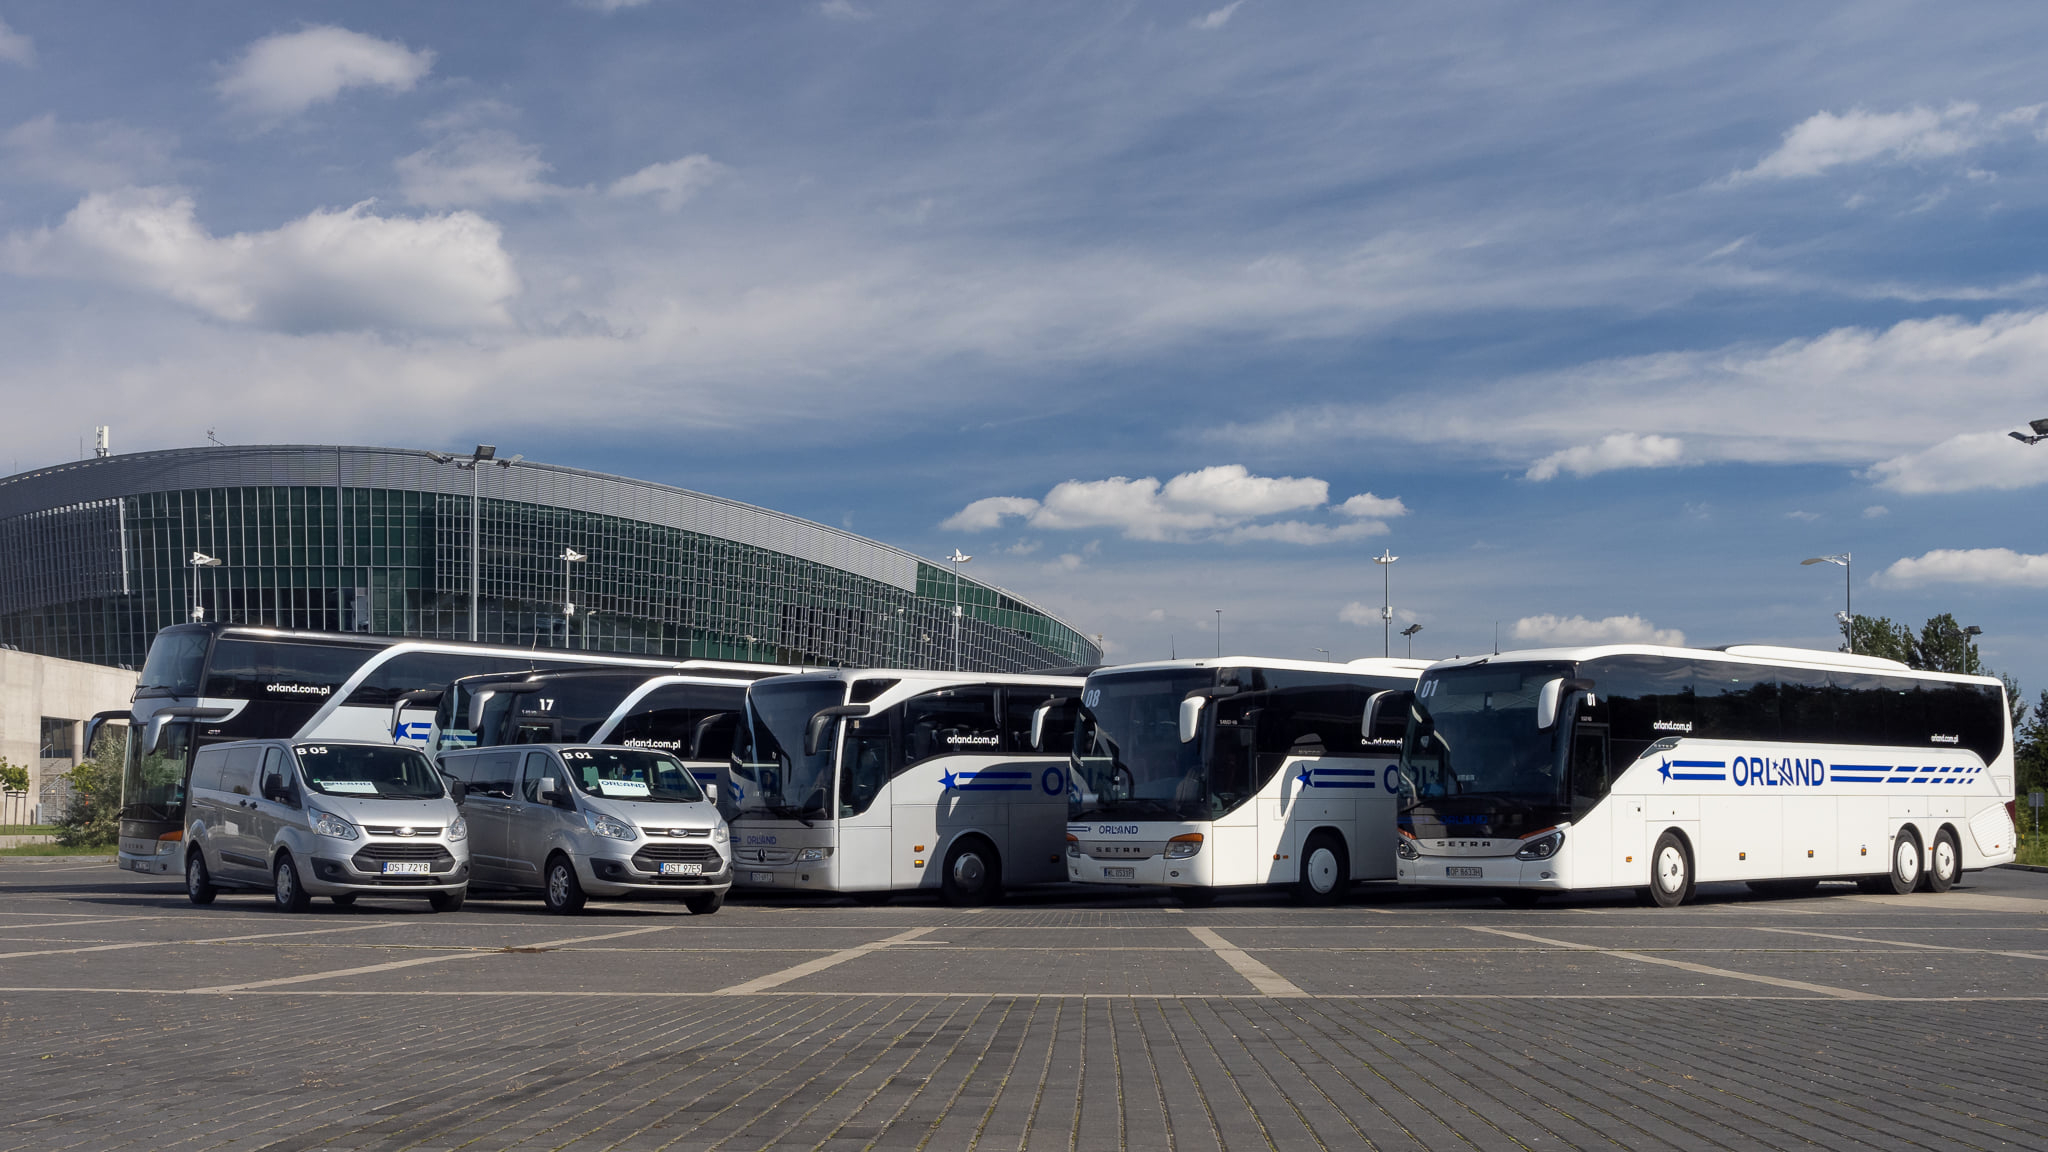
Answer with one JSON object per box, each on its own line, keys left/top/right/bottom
{"left": 1064, "top": 658, "right": 1429, "bottom": 905}
{"left": 726, "top": 668, "right": 1085, "bottom": 904}
{"left": 1393, "top": 645, "right": 2018, "bottom": 906}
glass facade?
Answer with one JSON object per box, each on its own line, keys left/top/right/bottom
{"left": 0, "top": 447, "right": 1098, "bottom": 674}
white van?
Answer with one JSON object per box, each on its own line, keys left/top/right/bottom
{"left": 184, "top": 739, "right": 469, "bottom": 912}
{"left": 437, "top": 744, "right": 732, "bottom": 915}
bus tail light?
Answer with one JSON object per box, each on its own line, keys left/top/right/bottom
{"left": 1165, "top": 833, "right": 1203, "bottom": 859}
{"left": 1516, "top": 830, "right": 1565, "bottom": 861}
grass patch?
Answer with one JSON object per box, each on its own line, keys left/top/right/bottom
{"left": 2016, "top": 829, "right": 2048, "bottom": 868}
{"left": 0, "top": 825, "right": 57, "bottom": 835}
{"left": 0, "top": 844, "right": 115, "bottom": 857}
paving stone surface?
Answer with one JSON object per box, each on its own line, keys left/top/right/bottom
{"left": 3, "top": 859, "right": 2046, "bottom": 1150}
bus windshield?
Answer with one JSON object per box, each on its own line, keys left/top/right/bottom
{"left": 1400, "top": 663, "right": 1573, "bottom": 833}
{"left": 560, "top": 747, "right": 705, "bottom": 803}
{"left": 1069, "top": 669, "right": 1213, "bottom": 821}
{"left": 733, "top": 679, "right": 845, "bottom": 819}
{"left": 136, "top": 629, "right": 208, "bottom": 699}
{"left": 295, "top": 744, "right": 445, "bottom": 800}
{"left": 121, "top": 722, "right": 194, "bottom": 822}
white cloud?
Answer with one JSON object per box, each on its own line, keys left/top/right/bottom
{"left": 608, "top": 156, "right": 725, "bottom": 212}
{"left": 941, "top": 495, "right": 1040, "bottom": 531}
{"left": 1865, "top": 429, "right": 2048, "bottom": 493}
{"left": 1526, "top": 433, "right": 1683, "bottom": 481}
{"left": 1191, "top": 2, "right": 1244, "bottom": 30}
{"left": 217, "top": 26, "right": 433, "bottom": 119}
{"left": 1863, "top": 505, "right": 1890, "bottom": 518}
{"left": 819, "top": 0, "right": 874, "bottom": 20}
{"left": 7, "top": 187, "right": 518, "bottom": 333}
{"left": 0, "top": 17, "right": 34, "bottom": 66}
{"left": 398, "top": 129, "right": 558, "bottom": 207}
{"left": 1785, "top": 510, "right": 1820, "bottom": 522}
{"left": 1339, "top": 601, "right": 1384, "bottom": 628}
{"left": 1877, "top": 548, "right": 2048, "bottom": 589}
{"left": 1336, "top": 492, "right": 1406, "bottom": 519}
{"left": 943, "top": 465, "right": 1397, "bottom": 544}
{"left": 1512, "top": 614, "right": 1686, "bottom": 647}
{"left": 1729, "top": 102, "right": 2044, "bottom": 182}
{"left": 3, "top": 115, "right": 176, "bottom": 189}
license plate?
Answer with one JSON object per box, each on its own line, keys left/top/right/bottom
{"left": 1103, "top": 866, "right": 1135, "bottom": 879}
{"left": 660, "top": 862, "right": 701, "bottom": 876}
{"left": 749, "top": 871, "right": 774, "bottom": 883}
{"left": 1446, "top": 865, "right": 1482, "bottom": 879}
{"left": 382, "top": 861, "right": 430, "bottom": 875}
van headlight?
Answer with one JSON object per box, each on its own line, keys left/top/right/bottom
{"left": 446, "top": 816, "right": 468, "bottom": 842}
{"left": 712, "top": 823, "right": 729, "bottom": 844}
{"left": 1516, "top": 830, "right": 1564, "bottom": 860}
{"left": 1164, "top": 833, "right": 1203, "bottom": 859}
{"left": 588, "top": 814, "right": 637, "bottom": 841}
{"left": 310, "top": 810, "right": 358, "bottom": 840}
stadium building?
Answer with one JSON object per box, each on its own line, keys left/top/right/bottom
{"left": 0, "top": 444, "right": 1099, "bottom": 673}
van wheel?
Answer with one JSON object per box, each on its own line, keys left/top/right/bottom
{"left": 185, "top": 854, "right": 217, "bottom": 906}
{"left": 544, "top": 856, "right": 587, "bottom": 914}
{"left": 1649, "top": 831, "right": 1692, "bottom": 908}
{"left": 330, "top": 894, "right": 358, "bottom": 908}
{"left": 684, "top": 891, "right": 724, "bottom": 915}
{"left": 427, "top": 891, "right": 464, "bottom": 913}
{"left": 272, "top": 854, "right": 312, "bottom": 914}
{"left": 1886, "top": 829, "right": 1922, "bottom": 895}
{"left": 1293, "top": 832, "right": 1349, "bottom": 905}
{"left": 942, "top": 837, "right": 1002, "bottom": 906}
{"left": 1925, "top": 829, "right": 1960, "bottom": 893}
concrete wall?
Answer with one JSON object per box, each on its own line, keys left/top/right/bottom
{"left": 0, "top": 649, "right": 136, "bottom": 823}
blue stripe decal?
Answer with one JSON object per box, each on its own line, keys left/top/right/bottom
{"left": 1832, "top": 775, "right": 1884, "bottom": 783}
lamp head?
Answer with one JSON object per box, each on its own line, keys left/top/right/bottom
{"left": 1401, "top": 624, "right": 1423, "bottom": 637}
{"left": 948, "top": 549, "right": 972, "bottom": 564}
{"left": 2032, "top": 418, "right": 2048, "bottom": 436}
{"left": 425, "top": 451, "right": 453, "bottom": 464}
{"left": 1964, "top": 625, "right": 1984, "bottom": 637}
{"left": 472, "top": 444, "right": 496, "bottom": 462}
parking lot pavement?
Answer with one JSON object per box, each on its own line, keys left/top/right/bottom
{"left": 3, "top": 861, "right": 2047, "bottom": 1151}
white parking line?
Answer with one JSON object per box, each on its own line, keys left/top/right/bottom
{"left": 187, "top": 925, "right": 677, "bottom": 993}
{"left": 0, "top": 921, "right": 399, "bottom": 960}
{"left": 1186, "top": 926, "right": 1307, "bottom": 997}
{"left": 1748, "top": 925, "right": 2048, "bottom": 961}
{"left": 1469, "top": 926, "right": 1886, "bottom": 1000}
{"left": 714, "top": 927, "right": 935, "bottom": 994}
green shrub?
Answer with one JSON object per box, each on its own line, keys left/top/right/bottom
{"left": 0, "top": 757, "right": 27, "bottom": 794}
{"left": 54, "top": 732, "right": 126, "bottom": 848}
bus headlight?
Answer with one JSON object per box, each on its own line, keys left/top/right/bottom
{"left": 1516, "top": 830, "right": 1564, "bottom": 860}
{"left": 588, "top": 814, "right": 637, "bottom": 841}
{"left": 310, "top": 810, "right": 359, "bottom": 840}
{"left": 1394, "top": 837, "right": 1420, "bottom": 860}
{"left": 446, "top": 816, "right": 468, "bottom": 843}
{"left": 1066, "top": 834, "right": 1081, "bottom": 859}
{"left": 1165, "top": 833, "right": 1203, "bottom": 859}
{"left": 796, "top": 847, "right": 832, "bottom": 862}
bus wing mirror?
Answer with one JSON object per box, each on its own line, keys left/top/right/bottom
{"left": 468, "top": 690, "right": 495, "bottom": 733}
{"left": 1179, "top": 696, "right": 1205, "bottom": 744}
{"left": 84, "top": 709, "right": 129, "bottom": 757}
{"left": 1031, "top": 697, "right": 1074, "bottom": 751}
{"left": 389, "top": 690, "right": 442, "bottom": 741}
{"left": 804, "top": 704, "right": 871, "bottom": 757}
{"left": 1362, "top": 691, "right": 1391, "bottom": 742}
{"left": 1536, "top": 678, "right": 1597, "bottom": 729}
{"left": 690, "top": 712, "right": 731, "bottom": 759}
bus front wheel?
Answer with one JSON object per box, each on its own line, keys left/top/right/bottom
{"left": 1649, "top": 831, "right": 1692, "bottom": 908}
{"left": 942, "top": 838, "right": 1003, "bottom": 906}
{"left": 1926, "top": 828, "right": 1960, "bottom": 893}
{"left": 1293, "top": 832, "right": 1349, "bottom": 905}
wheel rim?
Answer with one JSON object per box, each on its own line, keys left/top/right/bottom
{"left": 1896, "top": 838, "right": 1920, "bottom": 884}
{"left": 1935, "top": 838, "right": 1957, "bottom": 881}
{"left": 548, "top": 864, "right": 570, "bottom": 905}
{"left": 275, "top": 862, "right": 295, "bottom": 904}
{"left": 1306, "top": 847, "right": 1339, "bottom": 894}
{"left": 1656, "top": 845, "right": 1686, "bottom": 893}
{"left": 187, "top": 859, "right": 203, "bottom": 894}
{"left": 952, "top": 852, "right": 985, "bottom": 891}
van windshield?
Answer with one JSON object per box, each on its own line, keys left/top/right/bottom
{"left": 295, "top": 744, "right": 446, "bottom": 799}
{"left": 560, "top": 747, "right": 704, "bottom": 803}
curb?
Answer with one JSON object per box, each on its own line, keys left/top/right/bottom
{"left": 1998, "top": 862, "right": 2048, "bottom": 874}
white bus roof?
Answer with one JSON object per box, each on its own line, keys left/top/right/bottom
{"left": 1087, "top": 656, "right": 1425, "bottom": 678}
{"left": 1422, "top": 643, "right": 2002, "bottom": 688}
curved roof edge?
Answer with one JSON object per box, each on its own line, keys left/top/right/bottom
{"left": 0, "top": 443, "right": 1093, "bottom": 642}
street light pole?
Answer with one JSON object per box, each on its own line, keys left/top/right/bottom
{"left": 1401, "top": 623, "right": 1423, "bottom": 659}
{"left": 1800, "top": 553, "right": 1852, "bottom": 650}
{"left": 1373, "top": 550, "right": 1399, "bottom": 659}
{"left": 947, "top": 549, "right": 972, "bottom": 672}
{"left": 189, "top": 551, "right": 222, "bottom": 622}
{"left": 428, "top": 445, "right": 520, "bottom": 643}
{"left": 560, "top": 547, "right": 586, "bottom": 648}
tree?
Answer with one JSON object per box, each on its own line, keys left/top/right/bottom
{"left": 1844, "top": 615, "right": 1914, "bottom": 663}
{"left": 2016, "top": 690, "right": 2048, "bottom": 811}
{"left": 1914, "top": 613, "right": 1983, "bottom": 675}
{"left": 54, "top": 730, "right": 126, "bottom": 848}
{"left": 0, "top": 757, "right": 27, "bottom": 794}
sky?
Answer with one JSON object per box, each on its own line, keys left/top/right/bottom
{"left": 4, "top": 2, "right": 2048, "bottom": 692}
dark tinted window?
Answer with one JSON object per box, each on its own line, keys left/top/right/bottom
{"left": 606, "top": 682, "right": 747, "bottom": 759}
{"left": 1003, "top": 685, "right": 1077, "bottom": 753}
{"left": 1777, "top": 667, "right": 1835, "bottom": 744}
{"left": 343, "top": 652, "right": 549, "bottom": 707}
{"left": 848, "top": 678, "right": 899, "bottom": 704}
{"left": 137, "top": 628, "right": 210, "bottom": 698}
{"left": 204, "top": 639, "right": 379, "bottom": 702}
{"left": 520, "top": 750, "right": 556, "bottom": 803}
{"left": 1694, "top": 661, "right": 1777, "bottom": 742}
{"left": 901, "top": 687, "right": 1001, "bottom": 766}
{"left": 840, "top": 708, "right": 898, "bottom": 817}
{"left": 451, "top": 751, "right": 518, "bottom": 799}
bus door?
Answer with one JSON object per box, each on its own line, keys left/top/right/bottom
{"left": 1569, "top": 722, "right": 1613, "bottom": 886}
{"left": 838, "top": 709, "right": 895, "bottom": 890}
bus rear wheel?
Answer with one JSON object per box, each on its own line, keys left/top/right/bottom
{"left": 1925, "top": 829, "right": 1960, "bottom": 893}
{"left": 1293, "top": 832, "right": 1349, "bottom": 905}
{"left": 1649, "top": 831, "right": 1692, "bottom": 908}
{"left": 942, "top": 838, "right": 1003, "bottom": 906}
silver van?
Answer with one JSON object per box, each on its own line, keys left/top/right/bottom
{"left": 437, "top": 744, "right": 731, "bottom": 914}
{"left": 184, "top": 739, "right": 469, "bottom": 912}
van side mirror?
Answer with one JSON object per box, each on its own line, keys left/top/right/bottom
{"left": 538, "top": 776, "right": 571, "bottom": 807}
{"left": 1178, "top": 696, "right": 1205, "bottom": 744}
{"left": 444, "top": 776, "right": 466, "bottom": 803}
{"left": 803, "top": 704, "right": 871, "bottom": 757}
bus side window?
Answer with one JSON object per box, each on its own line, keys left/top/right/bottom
{"left": 840, "top": 711, "right": 898, "bottom": 817}
{"left": 901, "top": 688, "right": 1000, "bottom": 768}
{"left": 1570, "top": 723, "right": 1609, "bottom": 807}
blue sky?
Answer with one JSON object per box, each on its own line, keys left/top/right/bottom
{"left": 4, "top": 2, "right": 2048, "bottom": 690}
